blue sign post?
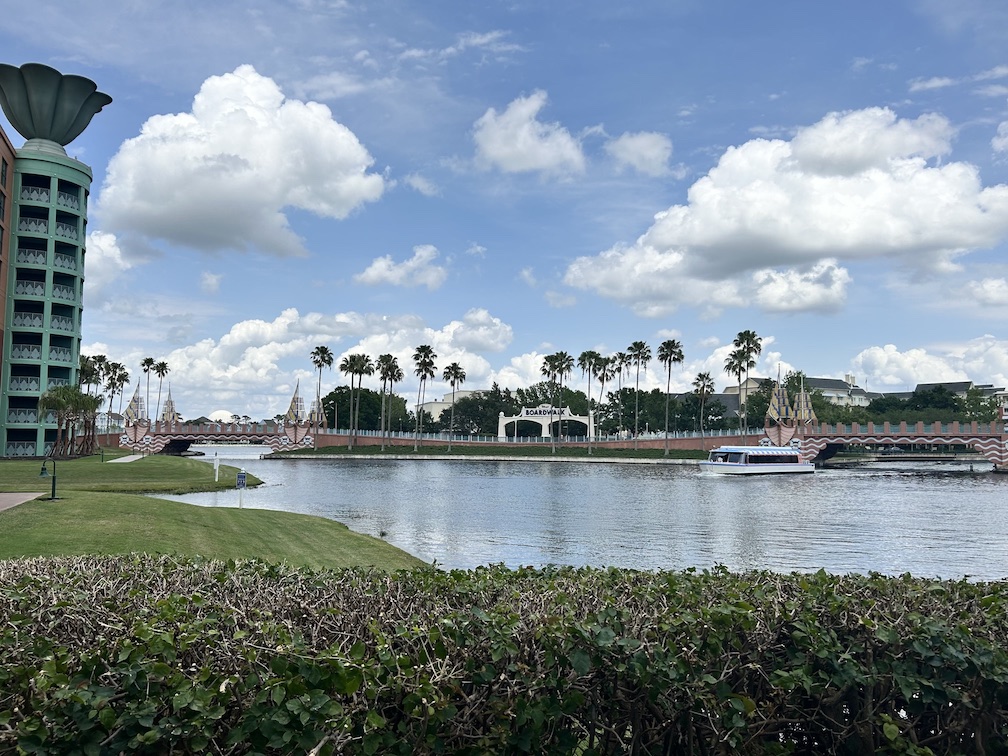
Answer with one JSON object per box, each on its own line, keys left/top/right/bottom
{"left": 236, "top": 469, "right": 247, "bottom": 509}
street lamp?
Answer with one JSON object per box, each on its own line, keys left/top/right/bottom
{"left": 39, "top": 458, "right": 57, "bottom": 500}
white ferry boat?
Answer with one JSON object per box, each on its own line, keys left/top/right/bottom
{"left": 699, "top": 443, "right": 814, "bottom": 475}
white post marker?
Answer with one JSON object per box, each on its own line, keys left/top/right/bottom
{"left": 237, "top": 468, "right": 247, "bottom": 509}
{"left": 214, "top": 452, "right": 220, "bottom": 482}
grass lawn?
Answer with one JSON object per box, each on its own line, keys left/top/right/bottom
{"left": 0, "top": 450, "right": 263, "bottom": 495}
{"left": 0, "top": 492, "right": 424, "bottom": 570}
{"left": 0, "top": 452, "right": 424, "bottom": 571}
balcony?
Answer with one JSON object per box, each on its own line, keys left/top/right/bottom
{"left": 6, "top": 409, "right": 56, "bottom": 424}
{"left": 9, "top": 377, "right": 41, "bottom": 392}
{"left": 14, "top": 281, "right": 46, "bottom": 297}
{"left": 18, "top": 218, "right": 48, "bottom": 235}
{"left": 51, "top": 315, "right": 75, "bottom": 333}
{"left": 49, "top": 346, "right": 73, "bottom": 363}
{"left": 47, "top": 377, "right": 71, "bottom": 389}
{"left": 55, "top": 221, "right": 79, "bottom": 241}
{"left": 56, "top": 190, "right": 80, "bottom": 211}
{"left": 4, "top": 442, "right": 49, "bottom": 457}
{"left": 53, "top": 253, "right": 78, "bottom": 272}
{"left": 15, "top": 248, "right": 47, "bottom": 266}
{"left": 10, "top": 345, "right": 42, "bottom": 360}
{"left": 20, "top": 186, "right": 50, "bottom": 203}
{"left": 11, "top": 313, "right": 45, "bottom": 329}
{"left": 52, "top": 284, "right": 77, "bottom": 302}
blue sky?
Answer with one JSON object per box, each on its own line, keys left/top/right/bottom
{"left": 4, "top": 0, "right": 1008, "bottom": 419}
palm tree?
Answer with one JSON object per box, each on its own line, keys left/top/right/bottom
{"left": 658, "top": 339, "right": 684, "bottom": 456}
{"left": 578, "top": 350, "right": 601, "bottom": 453}
{"left": 733, "top": 330, "right": 762, "bottom": 430}
{"left": 340, "top": 354, "right": 372, "bottom": 450}
{"left": 351, "top": 354, "right": 374, "bottom": 449}
{"left": 38, "top": 384, "right": 75, "bottom": 457}
{"left": 613, "top": 351, "right": 629, "bottom": 436}
{"left": 153, "top": 361, "right": 169, "bottom": 425}
{"left": 104, "top": 362, "right": 128, "bottom": 428}
{"left": 627, "top": 340, "right": 652, "bottom": 449}
{"left": 76, "top": 391, "right": 103, "bottom": 456}
{"left": 540, "top": 354, "right": 559, "bottom": 452}
{"left": 693, "top": 371, "right": 715, "bottom": 446}
{"left": 594, "top": 356, "right": 615, "bottom": 432}
{"left": 412, "top": 345, "right": 437, "bottom": 451}
{"left": 555, "top": 351, "right": 574, "bottom": 443}
{"left": 724, "top": 347, "right": 750, "bottom": 435}
{"left": 141, "top": 357, "right": 155, "bottom": 422}
{"left": 310, "top": 345, "right": 334, "bottom": 435}
{"left": 442, "top": 362, "right": 466, "bottom": 451}
{"left": 377, "top": 354, "right": 403, "bottom": 451}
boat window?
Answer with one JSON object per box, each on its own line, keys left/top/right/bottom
{"left": 727, "top": 453, "right": 743, "bottom": 463}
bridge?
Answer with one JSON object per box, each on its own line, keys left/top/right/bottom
{"left": 795, "top": 416, "right": 1008, "bottom": 467}
{"left": 113, "top": 420, "right": 315, "bottom": 455}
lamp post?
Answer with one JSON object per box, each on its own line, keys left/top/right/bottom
{"left": 39, "top": 458, "right": 57, "bottom": 500}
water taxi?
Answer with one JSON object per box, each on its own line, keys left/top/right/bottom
{"left": 699, "top": 444, "right": 814, "bottom": 475}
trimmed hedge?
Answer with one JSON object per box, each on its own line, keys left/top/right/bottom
{"left": 0, "top": 556, "right": 1006, "bottom": 754}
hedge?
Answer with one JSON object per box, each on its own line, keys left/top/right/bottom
{"left": 0, "top": 555, "right": 1005, "bottom": 754}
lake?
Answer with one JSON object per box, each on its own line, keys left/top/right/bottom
{"left": 164, "top": 446, "right": 1008, "bottom": 580}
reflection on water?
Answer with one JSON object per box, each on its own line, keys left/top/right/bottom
{"left": 163, "top": 446, "right": 1008, "bottom": 579}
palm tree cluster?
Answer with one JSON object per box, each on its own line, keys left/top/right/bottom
{"left": 722, "top": 330, "right": 762, "bottom": 433}
{"left": 308, "top": 346, "right": 405, "bottom": 450}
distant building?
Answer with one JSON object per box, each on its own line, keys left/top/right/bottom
{"left": 419, "top": 389, "right": 484, "bottom": 420}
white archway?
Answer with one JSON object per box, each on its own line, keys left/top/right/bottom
{"left": 497, "top": 405, "right": 594, "bottom": 440}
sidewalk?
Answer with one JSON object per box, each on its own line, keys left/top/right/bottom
{"left": 0, "top": 492, "right": 42, "bottom": 512}
{"left": 108, "top": 454, "right": 144, "bottom": 463}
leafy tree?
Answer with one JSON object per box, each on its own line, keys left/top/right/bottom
{"left": 450, "top": 384, "right": 519, "bottom": 435}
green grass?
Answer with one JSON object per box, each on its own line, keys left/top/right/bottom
{"left": 0, "top": 451, "right": 262, "bottom": 494}
{"left": 0, "top": 452, "right": 424, "bottom": 570}
{"left": 0, "top": 492, "right": 424, "bottom": 570}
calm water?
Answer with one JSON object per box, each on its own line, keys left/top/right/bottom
{"left": 163, "top": 446, "right": 1008, "bottom": 580}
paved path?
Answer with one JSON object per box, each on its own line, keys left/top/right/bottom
{"left": 107, "top": 454, "right": 144, "bottom": 463}
{"left": 0, "top": 492, "right": 42, "bottom": 512}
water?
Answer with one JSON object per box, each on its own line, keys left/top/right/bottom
{"left": 163, "top": 445, "right": 1008, "bottom": 580}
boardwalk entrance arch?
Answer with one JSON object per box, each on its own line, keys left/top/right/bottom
{"left": 497, "top": 405, "right": 593, "bottom": 440}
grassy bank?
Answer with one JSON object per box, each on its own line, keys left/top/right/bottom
{"left": 0, "top": 452, "right": 424, "bottom": 570}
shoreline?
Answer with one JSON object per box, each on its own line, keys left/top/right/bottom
{"left": 266, "top": 452, "right": 700, "bottom": 465}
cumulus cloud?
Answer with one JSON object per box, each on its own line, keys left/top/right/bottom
{"left": 851, "top": 344, "right": 970, "bottom": 389}
{"left": 96, "top": 65, "right": 385, "bottom": 258}
{"left": 442, "top": 308, "right": 513, "bottom": 352}
{"left": 565, "top": 107, "right": 1008, "bottom": 317}
{"left": 605, "top": 131, "right": 673, "bottom": 176}
{"left": 84, "top": 231, "right": 135, "bottom": 301}
{"left": 354, "top": 244, "right": 448, "bottom": 289}
{"left": 472, "top": 90, "right": 585, "bottom": 177}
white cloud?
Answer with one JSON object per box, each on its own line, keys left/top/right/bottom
{"left": 354, "top": 244, "right": 448, "bottom": 289}
{"left": 403, "top": 173, "right": 439, "bottom": 196}
{"left": 472, "top": 90, "right": 586, "bottom": 177}
{"left": 443, "top": 308, "right": 513, "bottom": 352}
{"left": 96, "top": 65, "right": 385, "bottom": 258}
{"left": 465, "top": 243, "right": 487, "bottom": 257}
{"left": 909, "top": 76, "right": 956, "bottom": 92}
{"left": 966, "top": 277, "right": 1008, "bottom": 305}
{"left": 993, "top": 121, "right": 1008, "bottom": 152}
{"left": 200, "top": 272, "right": 222, "bottom": 294}
{"left": 604, "top": 131, "right": 673, "bottom": 176}
{"left": 519, "top": 267, "right": 537, "bottom": 286}
{"left": 565, "top": 107, "right": 1008, "bottom": 317}
{"left": 852, "top": 344, "right": 970, "bottom": 388}
{"left": 84, "top": 231, "right": 135, "bottom": 301}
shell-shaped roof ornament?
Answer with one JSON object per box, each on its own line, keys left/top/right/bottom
{"left": 0, "top": 62, "right": 112, "bottom": 146}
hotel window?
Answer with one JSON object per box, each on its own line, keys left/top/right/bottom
{"left": 1, "top": 157, "right": 6, "bottom": 187}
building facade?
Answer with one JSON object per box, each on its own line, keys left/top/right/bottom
{"left": 0, "top": 63, "right": 110, "bottom": 456}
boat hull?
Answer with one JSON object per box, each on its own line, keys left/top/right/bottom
{"left": 699, "top": 461, "right": 814, "bottom": 475}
